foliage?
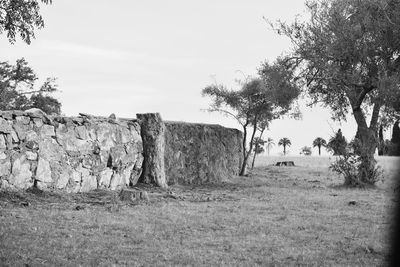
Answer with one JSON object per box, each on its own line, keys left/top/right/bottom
{"left": 268, "top": 0, "right": 400, "bottom": 185}
{"left": 202, "top": 60, "right": 300, "bottom": 175}
{"left": 330, "top": 152, "right": 383, "bottom": 187}
{"left": 265, "top": 137, "right": 275, "bottom": 156}
{"left": 327, "top": 129, "right": 347, "bottom": 156}
{"left": 312, "top": 137, "right": 327, "bottom": 156}
{"left": 0, "top": 58, "right": 61, "bottom": 114}
{"left": 0, "top": 0, "right": 52, "bottom": 44}
{"left": 300, "top": 146, "right": 312, "bottom": 156}
{"left": 278, "top": 137, "right": 291, "bottom": 155}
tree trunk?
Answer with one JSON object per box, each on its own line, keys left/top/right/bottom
{"left": 318, "top": 145, "right": 321, "bottom": 156}
{"left": 283, "top": 145, "right": 286, "bottom": 155}
{"left": 378, "top": 124, "right": 384, "bottom": 156}
{"left": 240, "top": 121, "right": 258, "bottom": 176}
{"left": 239, "top": 125, "right": 248, "bottom": 176}
{"left": 351, "top": 103, "right": 380, "bottom": 185}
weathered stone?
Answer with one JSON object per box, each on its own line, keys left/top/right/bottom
{"left": 13, "top": 122, "right": 30, "bottom": 141}
{"left": 0, "top": 152, "right": 7, "bottom": 160}
{"left": 0, "top": 158, "right": 11, "bottom": 177}
{"left": 33, "top": 118, "right": 44, "bottom": 128}
{"left": 56, "top": 169, "right": 70, "bottom": 189}
{"left": 25, "top": 130, "right": 39, "bottom": 142}
{"left": 11, "top": 130, "right": 19, "bottom": 143}
{"left": 109, "top": 173, "right": 125, "bottom": 190}
{"left": 9, "top": 155, "right": 33, "bottom": 189}
{"left": 40, "top": 125, "right": 55, "bottom": 137}
{"left": 164, "top": 121, "right": 243, "bottom": 185}
{"left": 130, "top": 153, "right": 144, "bottom": 186}
{"left": 36, "top": 158, "right": 52, "bottom": 183}
{"left": 80, "top": 173, "right": 97, "bottom": 192}
{"left": 75, "top": 125, "right": 88, "bottom": 140}
{"left": 0, "top": 118, "right": 12, "bottom": 134}
{"left": 25, "top": 151, "right": 38, "bottom": 161}
{"left": 99, "top": 169, "right": 113, "bottom": 188}
{"left": 15, "top": 116, "right": 30, "bottom": 125}
{"left": 136, "top": 113, "right": 167, "bottom": 189}
{"left": 0, "top": 135, "right": 6, "bottom": 150}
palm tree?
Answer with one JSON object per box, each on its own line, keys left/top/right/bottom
{"left": 278, "top": 137, "right": 291, "bottom": 155}
{"left": 312, "top": 137, "right": 327, "bottom": 156}
{"left": 265, "top": 137, "right": 275, "bottom": 156}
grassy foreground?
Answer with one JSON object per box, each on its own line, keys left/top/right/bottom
{"left": 0, "top": 156, "right": 398, "bottom": 266}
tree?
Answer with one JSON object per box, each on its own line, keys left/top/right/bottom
{"left": 265, "top": 137, "right": 275, "bottom": 156}
{"left": 251, "top": 137, "right": 265, "bottom": 169}
{"left": 327, "top": 129, "right": 347, "bottom": 156}
{"left": 312, "top": 137, "right": 327, "bottom": 156}
{"left": 0, "top": 0, "right": 52, "bottom": 44}
{"left": 202, "top": 61, "right": 300, "bottom": 176}
{"left": 300, "top": 146, "right": 312, "bottom": 156}
{"left": 268, "top": 0, "right": 400, "bottom": 185}
{"left": 278, "top": 137, "right": 291, "bottom": 155}
{"left": 0, "top": 58, "right": 61, "bottom": 114}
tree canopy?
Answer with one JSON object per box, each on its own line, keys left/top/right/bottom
{"left": 0, "top": 0, "right": 52, "bottom": 44}
{"left": 0, "top": 58, "right": 61, "bottom": 114}
{"left": 202, "top": 60, "right": 300, "bottom": 175}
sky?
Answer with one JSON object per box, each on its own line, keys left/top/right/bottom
{"left": 1, "top": 0, "right": 386, "bottom": 156}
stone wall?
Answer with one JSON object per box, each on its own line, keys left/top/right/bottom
{"left": 164, "top": 121, "right": 243, "bottom": 185}
{"left": 0, "top": 110, "right": 243, "bottom": 191}
{"left": 0, "top": 110, "right": 143, "bottom": 192}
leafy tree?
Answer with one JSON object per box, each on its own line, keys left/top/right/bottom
{"left": 251, "top": 137, "right": 265, "bottom": 169}
{"left": 278, "top": 137, "right": 291, "bottom": 155}
{"left": 312, "top": 137, "right": 327, "bottom": 156}
{"left": 0, "top": 58, "right": 61, "bottom": 114}
{"left": 327, "top": 129, "right": 347, "bottom": 156}
{"left": 265, "top": 137, "right": 275, "bottom": 156}
{"left": 202, "top": 61, "right": 300, "bottom": 176}
{"left": 0, "top": 0, "right": 53, "bottom": 44}
{"left": 300, "top": 146, "right": 312, "bottom": 156}
{"left": 268, "top": 0, "right": 400, "bottom": 185}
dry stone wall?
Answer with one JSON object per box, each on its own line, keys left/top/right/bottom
{"left": 0, "top": 110, "right": 143, "bottom": 192}
{"left": 0, "top": 110, "right": 243, "bottom": 191}
{"left": 164, "top": 121, "right": 243, "bottom": 185}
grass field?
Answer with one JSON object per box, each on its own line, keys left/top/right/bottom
{"left": 0, "top": 156, "right": 399, "bottom": 266}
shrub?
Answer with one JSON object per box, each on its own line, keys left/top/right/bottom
{"left": 329, "top": 152, "right": 383, "bottom": 187}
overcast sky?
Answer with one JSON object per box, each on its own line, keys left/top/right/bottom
{"left": 2, "top": 0, "right": 382, "bottom": 156}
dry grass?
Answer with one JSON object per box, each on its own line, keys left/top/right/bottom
{"left": 0, "top": 156, "right": 398, "bottom": 266}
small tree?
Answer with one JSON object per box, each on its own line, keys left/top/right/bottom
{"left": 327, "top": 129, "right": 347, "bottom": 156}
{"left": 300, "top": 146, "right": 312, "bottom": 156}
{"left": 202, "top": 61, "right": 300, "bottom": 176}
{"left": 0, "top": 58, "right": 61, "bottom": 114}
{"left": 265, "top": 137, "right": 275, "bottom": 156}
{"left": 0, "top": 0, "right": 53, "bottom": 44}
{"left": 278, "top": 137, "right": 291, "bottom": 155}
{"left": 312, "top": 137, "right": 327, "bottom": 156}
{"left": 251, "top": 137, "right": 265, "bottom": 169}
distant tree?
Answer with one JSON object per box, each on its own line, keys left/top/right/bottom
{"left": 312, "top": 137, "right": 327, "bottom": 156}
{"left": 0, "top": 0, "right": 53, "bottom": 44}
{"left": 202, "top": 60, "right": 300, "bottom": 176}
{"left": 278, "top": 137, "right": 291, "bottom": 155}
{"left": 0, "top": 58, "right": 61, "bottom": 114}
{"left": 300, "top": 146, "right": 312, "bottom": 156}
{"left": 265, "top": 137, "right": 275, "bottom": 156}
{"left": 269, "top": 0, "right": 400, "bottom": 185}
{"left": 327, "top": 129, "right": 347, "bottom": 156}
{"left": 251, "top": 137, "right": 265, "bottom": 169}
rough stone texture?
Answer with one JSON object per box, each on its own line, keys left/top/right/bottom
{"left": 164, "top": 121, "right": 243, "bottom": 185}
{"left": 0, "top": 110, "right": 143, "bottom": 192}
{"left": 136, "top": 113, "right": 168, "bottom": 189}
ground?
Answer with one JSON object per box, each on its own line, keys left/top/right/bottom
{"left": 0, "top": 156, "right": 398, "bottom": 266}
